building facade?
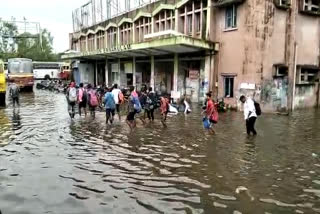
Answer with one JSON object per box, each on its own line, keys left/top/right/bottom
{"left": 63, "top": 0, "right": 320, "bottom": 110}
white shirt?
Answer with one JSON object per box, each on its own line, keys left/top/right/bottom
{"left": 112, "top": 88, "right": 121, "bottom": 104}
{"left": 243, "top": 98, "right": 257, "bottom": 120}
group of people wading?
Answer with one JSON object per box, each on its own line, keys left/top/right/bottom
{"left": 66, "top": 82, "right": 258, "bottom": 135}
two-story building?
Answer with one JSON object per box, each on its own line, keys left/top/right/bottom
{"left": 63, "top": 0, "right": 320, "bottom": 110}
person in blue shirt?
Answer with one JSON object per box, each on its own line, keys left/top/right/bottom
{"left": 104, "top": 87, "right": 116, "bottom": 124}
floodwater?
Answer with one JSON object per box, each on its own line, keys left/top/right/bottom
{"left": 0, "top": 90, "right": 320, "bottom": 214}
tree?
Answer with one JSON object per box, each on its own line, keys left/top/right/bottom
{"left": 16, "top": 29, "right": 59, "bottom": 61}
{"left": 0, "top": 20, "right": 18, "bottom": 60}
{"left": 0, "top": 19, "right": 59, "bottom": 61}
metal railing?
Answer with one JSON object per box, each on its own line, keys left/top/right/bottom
{"left": 72, "top": 0, "right": 160, "bottom": 32}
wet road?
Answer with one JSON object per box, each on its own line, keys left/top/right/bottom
{"left": 0, "top": 90, "right": 320, "bottom": 214}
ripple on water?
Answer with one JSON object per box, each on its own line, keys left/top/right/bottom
{"left": 1, "top": 90, "right": 320, "bottom": 213}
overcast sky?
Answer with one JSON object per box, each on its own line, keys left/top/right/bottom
{"left": 1, "top": 0, "right": 88, "bottom": 53}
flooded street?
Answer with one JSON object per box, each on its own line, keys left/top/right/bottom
{"left": 0, "top": 89, "right": 320, "bottom": 214}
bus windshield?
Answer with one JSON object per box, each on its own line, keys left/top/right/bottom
{"left": 8, "top": 58, "right": 33, "bottom": 74}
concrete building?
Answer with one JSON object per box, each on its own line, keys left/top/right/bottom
{"left": 63, "top": 0, "right": 320, "bottom": 110}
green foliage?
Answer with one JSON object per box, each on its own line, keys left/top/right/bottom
{"left": 0, "top": 20, "right": 59, "bottom": 62}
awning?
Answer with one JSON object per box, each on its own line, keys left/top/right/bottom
{"left": 213, "top": 0, "right": 245, "bottom": 7}
{"left": 62, "top": 35, "right": 219, "bottom": 60}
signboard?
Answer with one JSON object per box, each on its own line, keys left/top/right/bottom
{"left": 111, "top": 64, "right": 119, "bottom": 73}
{"left": 189, "top": 70, "right": 199, "bottom": 79}
{"left": 124, "top": 63, "right": 133, "bottom": 74}
{"left": 240, "top": 83, "right": 255, "bottom": 90}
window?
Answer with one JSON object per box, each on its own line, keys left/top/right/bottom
{"left": 135, "top": 17, "right": 151, "bottom": 42}
{"left": 107, "top": 27, "right": 117, "bottom": 48}
{"left": 274, "top": 65, "right": 288, "bottom": 77}
{"left": 96, "top": 31, "right": 105, "bottom": 50}
{"left": 178, "top": 0, "right": 206, "bottom": 38}
{"left": 120, "top": 23, "right": 132, "bottom": 45}
{"left": 154, "top": 9, "right": 175, "bottom": 33}
{"left": 299, "top": 68, "right": 319, "bottom": 83}
{"left": 187, "top": 15, "right": 192, "bottom": 34}
{"left": 225, "top": 5, "right": 237, "bottom": 29}
{"left": 280, "top": 0, "right": 291, "bottom": 6}
{"left": 303, "top": 0, "right": 320, "bottom": 12}
{"left": 224, "top": 77, "right": 234, "bottom": 97}
{"left": 88, "top": 34, "right": 95, "bottom": 51}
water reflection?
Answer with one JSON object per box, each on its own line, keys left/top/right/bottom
{"left": 12, "top": 109, "right": 21, "bottom": 131}
{"left": 0, "top": 90, "right": 319, "bottom": 214}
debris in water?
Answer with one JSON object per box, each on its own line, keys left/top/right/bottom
{"left": 213, "top": 202, "right": 227, "bottom": 208}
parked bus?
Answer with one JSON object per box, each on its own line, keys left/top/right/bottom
{"left": 7, "top": 58, "right": 34, "bottom": 91}
{"left": 33, "top": 62, "right": 61, "bottom": 80}
{"left": 59, "top": 62, "right": 71, "bottom": 80}
{"left": 0, "top": 60, "right": 6, "bottom": 106}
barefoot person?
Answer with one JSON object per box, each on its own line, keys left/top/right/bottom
{"left": 204, "top": 92, "right": 218, "bottom": 134}
{"left": 240, "top": 95, "right": 257, "bottom": 136}
{"left": 78, "top": 83, "right": 87, "bottom": 117}
{"left": 126, "top": 86, "right": 141, "bottom": 130}
{"left": 66, "top": 82, "right": 77, "bottom": 118}
{"left": 104, "top": 87, "right": 116, "bottom": 124}
{"left": 112, "top": 84, "right": 122, "bottom": 120}
{"left": 160, "top": 95, "right": 169, "bottom": 127}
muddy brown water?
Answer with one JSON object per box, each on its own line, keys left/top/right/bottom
{"left": 0, "top": 90, "right": 320, "bottom": 214}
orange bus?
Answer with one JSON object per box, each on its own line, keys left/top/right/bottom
{"left": 8, "top": 58, "right": 34, "bottom": 91}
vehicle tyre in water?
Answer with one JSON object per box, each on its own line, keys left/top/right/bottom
{"left": 0, "top": 93, "right": 5, "bottom": 107}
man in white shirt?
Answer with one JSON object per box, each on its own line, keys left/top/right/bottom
{"left": 112, "top": 84, "right": 122, "bottom": 120}
{"left": 240, "top": 95, "right": 257, "bottom": 135}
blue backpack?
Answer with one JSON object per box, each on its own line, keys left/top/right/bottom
{"left": 104, "top": 93, "right": 115, "bottom": 109}
{"left": 132, "top": 96, "right": 141, "bottom": 113}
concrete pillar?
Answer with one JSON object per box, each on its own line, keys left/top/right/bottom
{"left": 118, "top": 58, "right": 121, "bottom": 86}
{"left": 175, "top": 9, "right": 178, "bottom": 32}
{"left": 133, "top": 57, "right": 136, "bottom": 87}
{"left": 173, "top": 53, "right": 178, "bottom": 92}
{"left": 132, "top": 22, "right": 136, "bottom": 43}
{"left": 150, "top": 56, "right": 155, "bottom": 90}
{"left": 95, "top": 61, "right": 98, "bottom": 86}
{"left": 105, "top": 58, "right": 108, "bottom": 87}
{"left": 206, "top": 0, "right": 212, "bottom": 39}
{"left": 286, "top": 0, "right": 297, "bottom": 112}
{"left": 151, "top": 17, "right": 154, "bottom": 34}
{"left": 86, "top": 36, "right": 89, "bottom": 51}
{"left": 94, "top": 34, "right": 97, "bottom": 50}
{"left": 204, "top": 51, "right": 211, "bottom": 95}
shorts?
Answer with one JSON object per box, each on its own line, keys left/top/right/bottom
{"left": 210, "top": 119, "right": 217, "bottom": 124}
{"left": 79, "top": 101, "right": 87, "bottom": 108}
{"left": 106, "top": 109, "right": 115, "bottom": 116}
{"left": 116, "top": 104, "right": 120, "bottom": 113}
{"left": 127, "top": 110, "right": 137, "bottom": 121}
{"left": 69, "top": 101, "right": 76, "bottom": 107}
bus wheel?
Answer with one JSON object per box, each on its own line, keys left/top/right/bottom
{"left": 0, "top": 93, "right": 6, "bottom": 107}
{"left": 44, "top": 75, "right": 51, "bottom": 80}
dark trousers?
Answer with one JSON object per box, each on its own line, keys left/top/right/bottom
{"left": 146, "top": 109, "right": 154, "bottom": 121}
{"left": 246, "top": 117, "right": 257, "bottom": 135}
{"left": 12, "top": 97, "right": 19, "bottom": 108}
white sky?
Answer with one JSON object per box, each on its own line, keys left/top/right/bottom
{"left": 1, "top": 0, "right": 88, "bottom": 53}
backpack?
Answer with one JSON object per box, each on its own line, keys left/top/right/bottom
{"left": 89, "top": 91, "right": 98, "bottom": 107}
{"left": 118, "top": 92, "right": 124, "bottom": 104}
{"left": 146, "top": 96, "right": 154, "bottom": 109}
{"left": 132, "top": 96, "right": 141, "bottom": 113}
{"left": 68, "top": 87, "right": 77, "bottom": 102}
{"left": 82, "top": 89, "right": 88, "bottom": 103}
{"left": 254, "top": 101, "right": 262, "bottom": 116}
{"left": 105, "top": 93, "right": 115, "bottom": 109}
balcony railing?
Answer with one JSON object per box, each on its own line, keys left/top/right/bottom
{"left": 72, "top": 0, "right": 160, "bottom": 32}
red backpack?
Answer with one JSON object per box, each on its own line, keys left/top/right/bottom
{"left": 118, "top": 92, "right": 124, "bottom": 104}
{"left": 89, "top": 91, "right": 98, "bottom": 107}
